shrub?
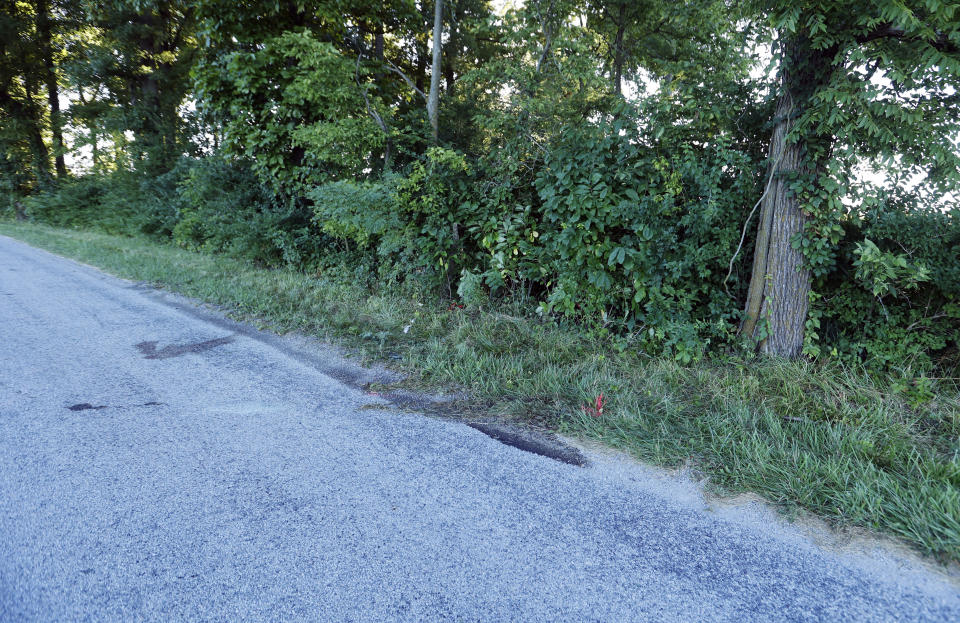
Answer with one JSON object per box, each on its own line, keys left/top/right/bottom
{"left": 181, "top": 156, "right": 329, "bottom": 267}
{"left": 23, "top": 175, "right": 111, "bottom": 229}
{"left": 309, "top": 147, "right": 473, "bottom": 291}
{"left": 465, "top": 113, "right": 760, "bottom": 360}
{"left": 813, "top": 192, "right": 960, "bottom": 372}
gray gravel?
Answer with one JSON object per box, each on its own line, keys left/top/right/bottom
{"left": 1, "top": 234, "right": 958, "bottom": 622}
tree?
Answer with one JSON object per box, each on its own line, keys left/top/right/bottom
{"left": 83, "top": 0, "right": 197, "bottom": 173}
{"left": 741, "top": 2, "right": 960, "bottom": 358}
{"left": 427, "top": 0, "right": 443, "bottom": 142}
{"left": 35, "top": 0, "right": 66, "bottom": 178}
{"left": 0, "top": 0, "right": 53, "bottom": 189}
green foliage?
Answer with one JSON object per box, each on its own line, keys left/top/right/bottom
{"left": 810, "top": 192, "right": 960, "bottom": 372}
{"left": 78, "top": 1, "right": 198, "bottom": 173}
{"left": 5, "top": 0, "right": 960, "bottom": 376}
{"left": 529, "top": 120, "right": 755, "bottom": 336}
{"left": 195, "top": 29, "right": 381, "bottom": 196}
{"left": 391, "top": 147, "right": 471, "bottom": 279}
{"left": 852, "top": 239, "right": 929, "bottom": 300}
{"left": 171, "top": 156, "right": 324, "bottom": 266}
{"left": 23, "top": 156, "right": 327, "bottom": 268}
{"left": 457, "top": 269, "right": 488, "bottom": 308}
{"left": 309, "top": 180, "right": 400, "bottom": 248}
{"left": 309, "top": 147, "right": 471, "bottom": 288}
{"left": 22, "top": 173, "right": 142, "bottom": 233}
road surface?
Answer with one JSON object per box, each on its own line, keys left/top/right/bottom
{"left": 1, "top": 235, "right": 958, "bottom": 622}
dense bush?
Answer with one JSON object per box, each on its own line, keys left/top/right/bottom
{"left": 524, "top": 125, "right": 754, "bottom": 348}
{"left": 310, "top": 147, "right": 474, "bottom": 291}
{"left": 257, "top": 108, "right": 958, "bottom": 371}
{"left": 813, "top": 192, "right": 960, "bottom": 372}
{"left": 171, "top": 156, "right": 319, "bottom": 266}
{"left": 23, "top": 156, "right": 328, "bottom": 269}
{"left": 24, "top": 174, "right": 131, "bottom": 233}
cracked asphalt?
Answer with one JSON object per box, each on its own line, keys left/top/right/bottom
{"left": 1, "top": 234, "right": 959, "bottom": 622}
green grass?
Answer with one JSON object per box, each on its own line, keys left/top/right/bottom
{"left": 3, "top": 221, "right": 959, "bottom": 562}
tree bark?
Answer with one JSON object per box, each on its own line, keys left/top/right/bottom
{"left": 443, "top": 0, "right": 459, "bottom": 94}
{"left": 741, "top": 40, "right": 822, "bottom": 359}
{"left": 741, "top": 99, "right": 809, "bottom": 357}
{"left": 374, "top": 27, "right": 384, "bottom": 62}
{"left": 427, "top": 0, "right": 443, "bottom": 143}
{"left": 373, "top": 27, "right": 391, "bottom": 171}
{"left": 414, "top": 2, "right": 429, "bottom": 94}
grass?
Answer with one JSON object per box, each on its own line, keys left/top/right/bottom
{"left": 2, "top": 220, "right": 959, "bottom": 563}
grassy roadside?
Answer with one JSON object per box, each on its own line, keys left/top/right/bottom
{"left": 2, "top": 221, "right": 959, "bottom": 562}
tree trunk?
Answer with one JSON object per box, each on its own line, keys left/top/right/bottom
{"left": 427, "top": 0, "right": 443, "bottom": 143}
{"left": 741, "top": 46, "right": 815, "bottom": 358}
{"left": 414, "top": 2, "right": 429, "bottom": 95}
{"left": 36, "top": 0, "right": 66, "bottom": 178}
{"left": 612, "top": 3, "right": 625, "bottom": 96}
{"left": 0, "top": 31, "right": 49, "bottom": 189}
{"left": 443, "top": 1, "right": 458, "bottom": 94}
{"left": 22, "top": 79, "right": 53, "bottom": 189}
{"left": 374, "top": 28, "right": 384, "bottom": 62}
{"left": 373, "top": 26, "right": 392, "bottom": 172}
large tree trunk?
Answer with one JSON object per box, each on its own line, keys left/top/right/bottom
{"left": 427, "top": 0, "right": 443, "bottom": 143}
{"left": 36, "top": 0, "right": 66, "bottom": 178}
{"left": 741, "top": 94, "right": 809, "bottom": 357}
{"left": 741, "top": 39, "right": 825, "bottom": 359}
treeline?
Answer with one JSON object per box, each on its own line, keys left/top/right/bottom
{"left": 2, "top": 0, "right": 959, "bottom": 371}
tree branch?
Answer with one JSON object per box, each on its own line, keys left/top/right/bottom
{"left": 355, "top": 54, "right": 389, "bottom": 136}
{"left": 384, "top": 59, "right": 427, "bottom": 101}
{"left": 857, "top": 26, "right": 960, "bottom": 54}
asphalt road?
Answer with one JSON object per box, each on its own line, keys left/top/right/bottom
{"left": 1, "top": 234, "right": 958, "bottom": 622}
